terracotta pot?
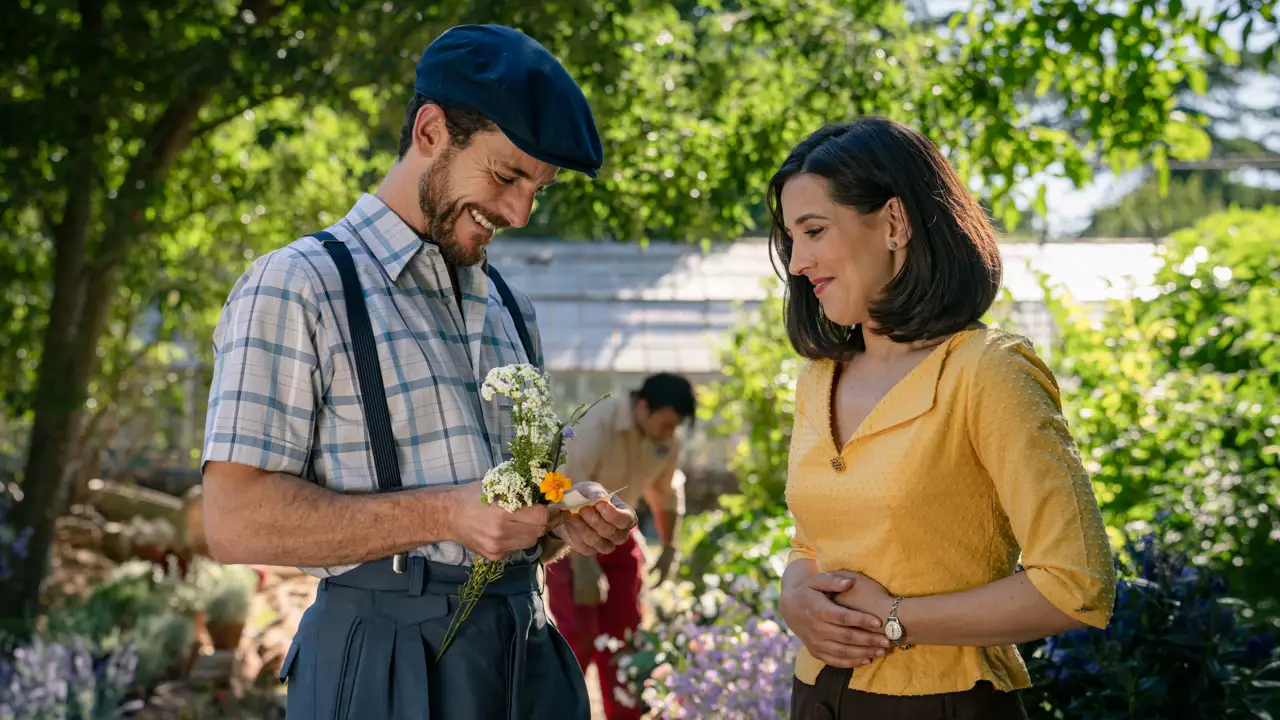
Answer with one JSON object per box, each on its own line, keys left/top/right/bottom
{"left": 207, "top": 620, "right": 246, "bottom": 651}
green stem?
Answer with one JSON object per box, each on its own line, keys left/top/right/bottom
{"left": 437, "top": 558, "right": 509, "bottom": 660}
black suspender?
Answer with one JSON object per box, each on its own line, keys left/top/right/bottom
{"left": 486, "top": 264, "right": 537, "bottom": 366}
{"left": 315, "top": 230, "right": 403, "bottom": 494}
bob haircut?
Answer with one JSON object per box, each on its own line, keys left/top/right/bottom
{"left": 768, "top": 117, "right": 1002, "bottom": 360}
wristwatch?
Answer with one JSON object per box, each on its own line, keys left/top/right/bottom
{"left": 884, "top": 597, "right": 913, "bottom": 650}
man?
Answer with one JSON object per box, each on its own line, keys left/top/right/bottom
{"left": 200, "top": 24, "right": 637, "bottom": 720}
{"left": 547, "top": 372, "right": 696, "bottom": 720}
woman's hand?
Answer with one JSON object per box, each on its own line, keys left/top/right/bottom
{"left": 830, "top": 571, "right": 895, "bottom": 623}
{"left": 780, "top": 572, "right": 893, "bottom": 668}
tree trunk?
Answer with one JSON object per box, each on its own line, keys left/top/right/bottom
{"left": 0, "top": 0, "right": 105, "bottom": 623}
{"left": 0, "top": 88, "right": 214, "bottom": 627}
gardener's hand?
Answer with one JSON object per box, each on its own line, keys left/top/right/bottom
{"left": 552, "top": 482, "right": 637, "bottom": 556}
{"left": 572, "top": 553, "right": 609, "bottom": 606}
{"left": 650, "top": 544, "right": 678, "bottom": 585}
{"left": 780, "top": 572, "right": 892, "bottom": 668}
{"left": 450, "top": 481, "right": 550, "bottom": 561}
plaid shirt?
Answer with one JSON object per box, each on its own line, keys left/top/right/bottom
{"left": 203, "top": 194, "right": 543, "bottom": 577}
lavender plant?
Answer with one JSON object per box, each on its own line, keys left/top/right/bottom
{"left": 1021, "top": 534, "right": 1280, "bottom": 718}
{"left": 0, "top": 635, "right": 137, "bottom": 719}
{"left": 641, "top": 598, "right": 800, "bottom": 719}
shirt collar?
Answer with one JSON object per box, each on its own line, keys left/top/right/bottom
{"left": 823, "top": 329, "right": 979, "bottom": 444}
{"left": 346, "top": 193, "right": 427, "bottom": 282}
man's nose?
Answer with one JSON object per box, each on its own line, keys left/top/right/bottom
{"left": 500, "top": 187, "right": 536, "bottom": 229}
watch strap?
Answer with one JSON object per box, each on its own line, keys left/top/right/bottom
{"left": 887, "top": 597, "right": 913, "bottom": 651}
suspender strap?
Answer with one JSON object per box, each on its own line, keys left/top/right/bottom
{"left": 314, "top": 230, "right": 402, "bottom": 492}
{"left": 486, "top": 264, "right": 536, "bottom": 365}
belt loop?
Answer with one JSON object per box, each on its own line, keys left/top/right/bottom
{"left": 407, "top": 555, "right": 426, "bottom": 597}
{"left": 319, "top": 577, "right": 330, "bottom": 592}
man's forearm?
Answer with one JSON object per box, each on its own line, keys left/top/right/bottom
{"left": 654, "top": 508, "right": 680, "bottom": 548}
{"left": 202, "top": 462, "right": 456, "bottom": 567}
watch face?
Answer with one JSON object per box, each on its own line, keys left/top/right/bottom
{"left": 885, "top": 620, "right": 903, "bottom": 641}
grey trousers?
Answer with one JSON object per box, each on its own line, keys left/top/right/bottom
{"left": 278, "top": 556, "right": 590, "bottom": 720}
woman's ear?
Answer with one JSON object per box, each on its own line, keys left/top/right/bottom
{"left": 885, "top": 197, "right": 911, "bottom": 251}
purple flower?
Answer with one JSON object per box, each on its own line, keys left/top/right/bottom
{"left": 0, "top": 635, "right": 137, "bottom": 717}
{"left": 562, "top": 427, "right": 575, "bottom": 440}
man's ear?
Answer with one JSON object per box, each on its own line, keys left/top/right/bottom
{"left": 410, "top": 103, "right": 451, "bottom": 161}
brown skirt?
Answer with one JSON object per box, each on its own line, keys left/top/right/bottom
{"left": 791, "top": 667, "right": 1029, "bottom": 720}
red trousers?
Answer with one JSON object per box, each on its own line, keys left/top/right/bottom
{"left": 546, "top": 530, "right": 645, "bottom": 720}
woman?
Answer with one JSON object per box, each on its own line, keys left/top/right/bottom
{"left": 772, "top": 117, "right": 1116, "bottom": 719}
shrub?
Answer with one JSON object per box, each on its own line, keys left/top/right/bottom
{"left": 203, "top": 566, "right": 256, "bottom": 625}
{"left": 1046, "top": 207, "right": 1280, "bottom": 615}
{"left": 1021, "top": 535, "right": 1280, "bottom": 719}
{"left": 679, "top": 497, "right": 795, "bottom": 600}
{"left": 131, "top": 613, "right": 195, "bottom": 690}
{"left": 698, "top": 290, "right": 800, "bottom": 513}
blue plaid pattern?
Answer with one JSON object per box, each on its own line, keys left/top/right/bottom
{"left": 203, "top": 194, "right": 543, "bottom": 577}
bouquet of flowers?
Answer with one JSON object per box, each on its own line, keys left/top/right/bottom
{"left": 437, "top": 363, "right": 609, "bottom": 658}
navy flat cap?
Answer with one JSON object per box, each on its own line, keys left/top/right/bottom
{"left": 414, "top": 24, "right": 604, "bottom": 178}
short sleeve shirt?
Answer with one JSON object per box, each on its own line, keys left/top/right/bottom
{"left": 202, "top": 194, "right": 543, "bottom": 577}
{"left": 559, "top": 395, "right": 684, "bottom": 514}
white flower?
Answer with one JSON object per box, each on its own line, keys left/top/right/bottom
{"left": 480, "top": 460, "right": 536, "bottom": 512}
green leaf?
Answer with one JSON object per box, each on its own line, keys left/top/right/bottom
{"left": 1162, "top": 120, "right": 1213, "bottom": 162}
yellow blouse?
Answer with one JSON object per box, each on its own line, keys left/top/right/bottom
{"left": 786, "top": 328, "right": 1115, "bottom": 696}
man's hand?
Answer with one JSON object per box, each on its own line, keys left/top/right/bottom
{"left": 779, "top": 572, "right": 892, "bottom": 668}
{"left": 571, "top": 553, "right": 608, "bottom": 606}
{"left": 650, "top": 545, "right": 677, "bottom": 585}
{"left": 552, "top": 482, "right": 637, "bottom": 556}
{"left": 449, "top": 482, "right": 550, "bottom": 561}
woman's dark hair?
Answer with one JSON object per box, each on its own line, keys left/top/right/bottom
{"left": 397, "top": 93, "right": 494, "bottom": 158}
{"left": 767, "top": 117, "right": 1002, "bottom": 360}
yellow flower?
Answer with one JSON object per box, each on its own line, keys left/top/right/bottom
{"left": 540, "top": 472, "right": 571, "bottom": 503}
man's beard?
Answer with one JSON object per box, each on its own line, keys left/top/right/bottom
{"left": 418, "top": 152, "right": 488, "bottom": 267}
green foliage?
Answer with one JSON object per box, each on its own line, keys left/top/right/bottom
{"left": 131, "top": 612, "right": 196, "bottom": 690}
{"left": 678, "top": 496, "right": 796, "bottom": 598}
{"left": 1086, "top": 173, "right": 1280, "bottom": 239}
{"left": 679, "top": 289, "right": 801, "bottom": 594}
{"left": 698, "top": 289, "right": 799, "bottom": 511}
{"left": 202, "top": 568, "right": 255, "bottom": 625}
{"left": 1046, "top": 207, "right": 1280, "bottom": 615}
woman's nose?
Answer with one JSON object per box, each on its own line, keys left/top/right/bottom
{"left": 788, "top": 244, "right": 811, "bottom": 276}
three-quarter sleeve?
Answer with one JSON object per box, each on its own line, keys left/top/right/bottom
{"left": 968, "top": 338, "right": 1116, "bottom": 629}
{"left": 203, "top": 251, "right": 326, "bottom": 477}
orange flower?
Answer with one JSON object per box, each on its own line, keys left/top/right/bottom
{"left": 540, "top": 471, "right": 571, "bottom": 503}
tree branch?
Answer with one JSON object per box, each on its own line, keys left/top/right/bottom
{"left": 191, "top": 88, "right": 296, "bottom": 139}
